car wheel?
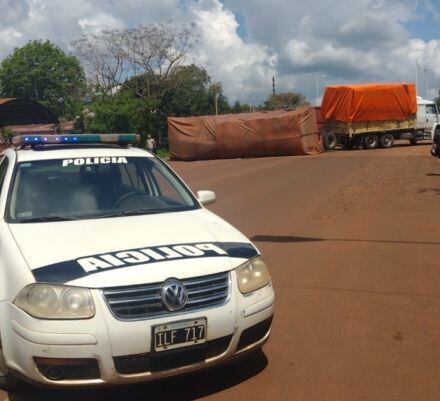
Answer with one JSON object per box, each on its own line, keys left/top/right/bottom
{"left": 364, "top": 134, "right": 379, "bottom": 149}
{"left": 324, "top": 133, "right": 337, "bottom": 150}
{"left": 380, "top": 133, "right": 394, "bottom": 148}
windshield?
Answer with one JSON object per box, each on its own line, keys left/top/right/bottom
{"left": 7, "top": 156, "right": 199, "bottom": 223}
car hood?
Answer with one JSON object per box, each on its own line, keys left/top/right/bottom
{"left": 8, "top": 209, "right": 258, "bottom": 288}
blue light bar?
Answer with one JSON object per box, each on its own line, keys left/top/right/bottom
{"left": 12, "top": 134, "right": 140, "bottom": 146}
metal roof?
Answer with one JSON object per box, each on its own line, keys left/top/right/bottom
{"left": 0, "top": 98, "right": 59, "bottom": 127}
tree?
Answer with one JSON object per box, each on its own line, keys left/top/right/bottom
{"left": 263, "top": 92, "right": 308, "bottom": 110}
{"left": 232, "top": 100, "right": 253, "bottom": 113}
{"left": 0, "top": 40, "right": 85, "bottom": 118}
{"left": 435, "top": 96, "right": 440, "bottom": 110}
{"left": 73, "top": 24, "right": 196, "bottom": 99}
{"left": 160, "top": 64, "right": 212, "bottom": 117}
{"left": 84, "top": 65, "right": 230, "bottom": 136}
{"left": 84, "top": 91, "right": 145, "bottom": 133}
{"left": 206, "top": 82, "right": 230, "bottom": 115}
{"left": 73, "top": 23, "right": 199, "bottom": 137}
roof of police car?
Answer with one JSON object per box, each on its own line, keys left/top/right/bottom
{"left": 14, "top": 145, "right": 153, "bottom": 162}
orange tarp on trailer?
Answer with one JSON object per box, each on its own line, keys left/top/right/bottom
{"left": 168, "top": 106, "right": 322, "bottom": 161}
{"left": 320, "top": 83, "right": 417, "bottom": 123}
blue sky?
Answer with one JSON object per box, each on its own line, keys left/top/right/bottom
{"left": 406, "top": 16, "right": 440, "bottom": 42}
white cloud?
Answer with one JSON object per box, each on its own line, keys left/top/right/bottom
{"left": 189, "top": 0, "right": 276, "bottom": 102}
{"left": 0, "top": 0, "right": 438, "bottom": 103}
{"left": 78, "top": 12, "right": 124, "bottom": 33}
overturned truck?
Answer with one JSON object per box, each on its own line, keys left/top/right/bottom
{"left": 168, "top": 106, "right": 322, "bottom": 161}
{"left": 320, "top": 83, "right": 429, "bottom": 150}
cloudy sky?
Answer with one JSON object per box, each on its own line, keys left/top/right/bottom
{"left": 0, "top": 0, "right": 439, "bottom": 105}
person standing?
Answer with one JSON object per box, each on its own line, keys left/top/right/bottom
{"left": 146, "top": 134, "right": 157, "bottom": 154}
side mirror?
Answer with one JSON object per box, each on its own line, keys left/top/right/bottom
{"left": 197, "top": 190, "right": 216, "bottom": 206}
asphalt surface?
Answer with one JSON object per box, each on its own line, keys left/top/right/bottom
{"left": 2, "top": 142, "right": 440, "bottom": 401}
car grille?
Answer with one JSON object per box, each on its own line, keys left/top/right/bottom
{"left": 102, "top": 272, "right": 230, "bottom": 320}
{"left": 113, "top": 335, "right": 233, "bottom": 375}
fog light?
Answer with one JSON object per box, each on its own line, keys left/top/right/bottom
{"left": 34, "top": 357, "right": 100, "bottom": 381}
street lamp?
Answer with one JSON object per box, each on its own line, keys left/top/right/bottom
{"left": 214, "top": 92, "right": 220, "bottom": 115}
{"left": 248, "top": 96, "right": 253, "bottom": 112}
{"left": 423, "top": 67, "right": 429, "bottom": 99}
{"left": 316, "top": 73, "right": 326, "bottom": 106}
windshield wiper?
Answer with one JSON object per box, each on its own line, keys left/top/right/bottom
{"left": 17, "top": 216, "right": 79, "bottom": 223}
{"left": 93, "top": 209, "right": 164, "bottom": 219}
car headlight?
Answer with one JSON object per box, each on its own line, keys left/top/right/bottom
{"left": 236, "top": 257, "right": 271, "bottom": 294}
{"left": 14, "top": 284, "right": 95, "bottom": 319}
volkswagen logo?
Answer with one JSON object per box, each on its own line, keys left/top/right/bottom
{"left": 161, "top": 278, "right": 188, "bottom": 312}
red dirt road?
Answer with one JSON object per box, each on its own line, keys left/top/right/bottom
{"left": 2, "top": 143, "right": 440, "bottom": 401}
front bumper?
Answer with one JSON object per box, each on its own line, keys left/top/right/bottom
{"left": 0, "top": 278, "right": 274, "bottom": 387}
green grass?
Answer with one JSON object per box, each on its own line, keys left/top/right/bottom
{"left": 156, "top": 148, "right": 170, "bottom": 159}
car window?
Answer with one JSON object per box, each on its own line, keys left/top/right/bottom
{"left": 0, "top": 157, "right": 9, "bottom": 195}
{"left": 150, "top": 164, "right": 188, "bottom": 204}
{"left": 7, "top": 156, "right": 199, "bottom": 223}
{"left": 426, "top": 105, "right": 437, "bottom": 115}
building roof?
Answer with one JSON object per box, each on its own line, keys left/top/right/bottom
{"left": 0, "top": 98, "right": 59, "bottom": 127}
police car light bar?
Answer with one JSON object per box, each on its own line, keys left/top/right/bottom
{"left": 12, "top": 134, "right": 140, "bottom": 146}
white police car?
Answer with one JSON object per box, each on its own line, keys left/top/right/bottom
{"left": 0, "top": 134, "right": 274, "bottom": 390}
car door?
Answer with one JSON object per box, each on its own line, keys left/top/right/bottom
{"left": 416, "top": 104, "right": 426, "bottom": 130}
{"left": 425, "top": 104, "right": 438, "bottom": 133}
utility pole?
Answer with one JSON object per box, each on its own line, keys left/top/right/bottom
{"left": 214, "top": 92, "right": 220, "bottom": 115}
{"left": 272, "top": 76, "right": 276, "bottom": 96}
{"left": 424, "top": 67, "right": 429, "bottom": 99}
{"left": 415, "top": 60, "right": 418, "bottom": 96}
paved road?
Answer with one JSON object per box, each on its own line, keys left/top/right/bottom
{"left": 3, "top": 143, "right": 440, "bottom": 401}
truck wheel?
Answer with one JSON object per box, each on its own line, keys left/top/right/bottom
{"left": 409, "top": 137, "right": 418, "bottom": 146}
{"left": 380, "top": 133, "right": 394, "bottom": 148}
{"left": 364, "top": 134, "right": 379, "bottom": 149}
{"left": 324, "top": 133, "right": 337, "bottom": 150}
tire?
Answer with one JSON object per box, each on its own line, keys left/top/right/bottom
{"left": 351, "top": 135, "right": 364, "bottom": 150}
{"left": 0, "top": 373, "right": 23, "bottom": 392}
{"left": 324, "top": 133, "right": 337, "bottom": 151}
{"left": 409, "top": 137, "right": 417, "bottom": 146}
{"left": 434, "top": 128, "right": 440, "bottom": 143}
{"left": 380, "top": 133, "right": 394, "bottom": 148}
{"left": 364, "top": 134, "right": 379, "bottom": 149}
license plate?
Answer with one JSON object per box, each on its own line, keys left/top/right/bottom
{"left": 153, "top": 318, "right": 207, "bottom": 352}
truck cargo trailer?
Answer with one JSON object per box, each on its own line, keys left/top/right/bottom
{"left": 320, "top": 83, "right": 439, "bottom": 150}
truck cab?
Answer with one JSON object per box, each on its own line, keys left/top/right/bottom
{"left": 416, "top": 97, "right": 440, "bottom": 140}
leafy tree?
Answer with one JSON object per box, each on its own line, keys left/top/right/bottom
{"left": 206, "top": 82, "right": 230, "bottom": 115}
{"left": 163, "top": 65, "right": 212, "bottom": 116}
{"left": 435, "top": 96, "right": 440, "bottom": 110}
{"left": 84, "top": 91, "right": 145, "bottom": 133}
{"left": 232, "top": 100, "right": 254, "bottom": 113}
{"left": 232, "top": 100, "right": 242, "bottom": 113}
{"left": 263, "top": 92, "right": 308, "bottom": 110}
{"left": 0, "top": 40, "right": 85, "bottom": 118}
